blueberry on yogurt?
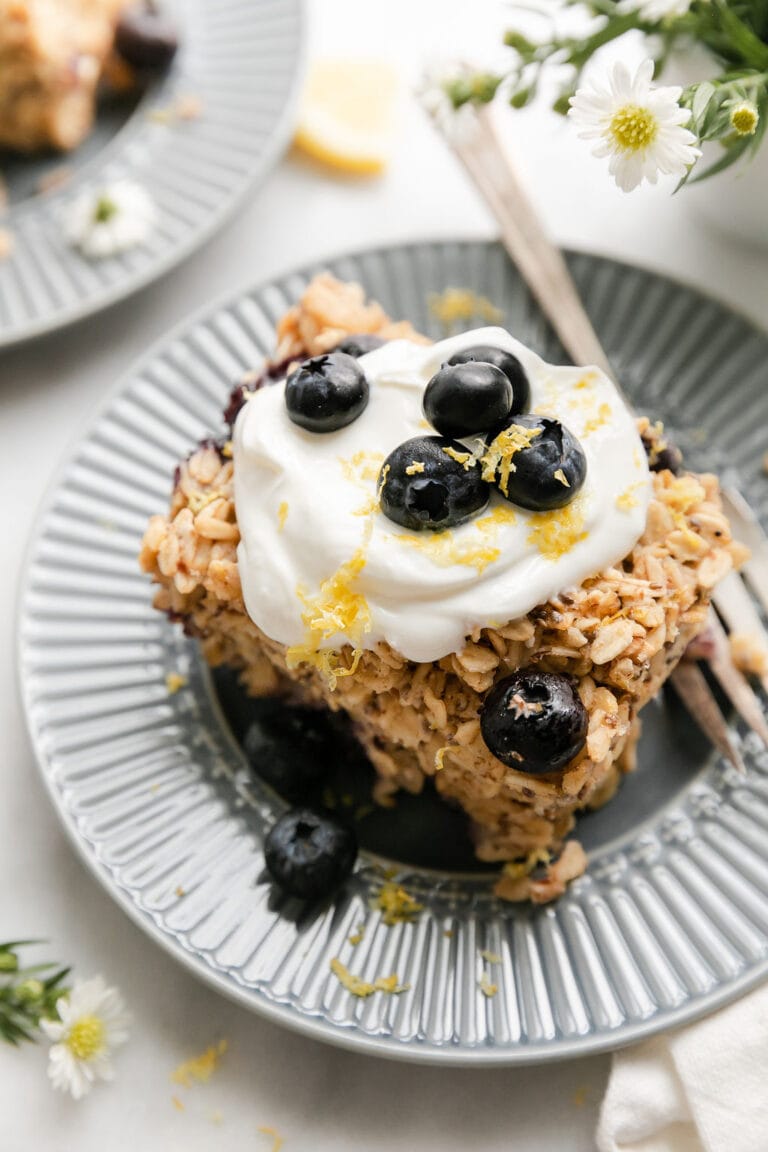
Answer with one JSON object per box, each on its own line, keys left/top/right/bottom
{"left": 285, "top": 352, "right": 369, "bottom": 433}
{"left": 379, "top": 435, "right": 488, "bottom": 531}
{"left": 485, "top": 415, "right": 587, "bottom": 511}
{"left": 480, "top": 670, "right": 588, "bottom": 774}
{"left": 447, "top": 344, "right": 530, "bottom": 417}
{"left": 423, "top": 360, "right": 514, "bottom": 438}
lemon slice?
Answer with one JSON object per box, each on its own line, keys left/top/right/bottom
{"left": 294, "top": 58, "right": 399, "bottom": 175}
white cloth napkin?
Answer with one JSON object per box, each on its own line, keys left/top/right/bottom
{"left": 597, "top": 982, "right": 768, "bottom": 1152}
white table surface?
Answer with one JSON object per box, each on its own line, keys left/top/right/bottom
{"left": 3, "top": 2, "right": 768, "bottom": 1148}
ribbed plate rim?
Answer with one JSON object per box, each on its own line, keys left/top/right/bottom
{"left": 17, "top": 237, "right": 768, "bottom": 1066}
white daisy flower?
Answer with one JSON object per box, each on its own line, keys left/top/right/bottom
{"left": 40, "top": 976, "right": 130, "bottom": 1100}
{"left": 63, "top": 180, "right": 157, "bottom": 260}
{"left": 568, "top": 59, "right": 700, "bottom": 192}
{"left": 618, "top": 0, "right": 695, "bottom": 21}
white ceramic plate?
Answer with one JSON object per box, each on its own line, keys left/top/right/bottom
{"left": 18, "top": 240, "right": 768, "bottom": 1064}
{"left": 0, "top": 0, "right": 304, "bottom": 348}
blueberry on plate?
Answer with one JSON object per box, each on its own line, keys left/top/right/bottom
{"left": 480, "top": 670, "right": 588, "bottom": 774}
{"left": 379, "top": 435, "right": 488, "bottom": 531}
{"left": 243, "top": 700, "right": 336, "bottom": 801}
{"left": 423, "top": 361, "right": 514, "bottom": 438}
{"left": 447, "top": 344, "right": 530, "bottom": 417}
{"left": 264, "top": 808, "right": 358, "bottom": 900}
{"left": 486, "top": 415, "right": 587, "bottom": 511}
{"left": 332, "top": 333, "right": 386, "bottom": 358}
{"left": 115, "top": 6, "right": 179, "bottom": 70}
{"left": 285, "top": 352, "right": 369, "bottom": 433}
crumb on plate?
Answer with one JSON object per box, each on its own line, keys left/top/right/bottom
{"left": 730, "top": 631, "right": 768, "bottom": 678}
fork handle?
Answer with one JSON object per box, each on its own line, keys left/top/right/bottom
{"left": 454, "top": 107, "right": 618, "bottom": 384}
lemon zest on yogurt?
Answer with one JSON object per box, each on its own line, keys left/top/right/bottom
{"left": 393, "top": 506, "right": 517, "bottom": 575}
{"left": 582, "top": 402, "right": 612, "bottom": 436}
{"left": 527, "top": 499, "right": 588, "bottom": 560}
{"left": 616, "top": 482, "right": 643, "bottom": 511}
{"left": 286, "top": 549, "right": 371, "bottom": 689}
{"left": 339, "top": 450, "right": 385, "bottom": 483}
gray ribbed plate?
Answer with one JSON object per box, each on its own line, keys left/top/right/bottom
{"left": 0, "top": 0, "right": 304, "bottom": 348}
{"left": 18, "top": 240, "right": 768, "bottom": 1064}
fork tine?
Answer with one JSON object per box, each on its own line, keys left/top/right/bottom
{"left": 705, "top": 608, "right": 768, "bottom": 747}
{"left": 670, "top": 662, "right": 746, "bottom": 773}
{"left": 721, "top": 487, "right": 768, "bottom": 618}
{"left": 711, "top": 570, "right": 768, "bottom": 696}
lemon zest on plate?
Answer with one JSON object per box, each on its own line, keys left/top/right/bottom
{"left": 428, "top": 288, "right": 503, "bottom": 330}
{"left": 329, "top": 958, "right": 409, "bottom": 997}
{"left": 165, "top": 672, "right": 188, "bottom": 695}
{"left": 479, "top": 974, "right": 498, "bottom": 998}
{"left": 372, "top": 881, "right": 423, "bottom": 925}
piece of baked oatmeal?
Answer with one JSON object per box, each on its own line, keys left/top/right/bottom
{"left": 0, "top": 0, "right": 128, "bottom": 152}
{"left": 140, "top": 275, "right": 742, "bottom": 902}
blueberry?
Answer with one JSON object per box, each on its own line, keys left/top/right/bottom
{"left": 423, "top": 361, "right": 514, "bottom": 438}
{"left": 285, "top": 352, "right": 369, "bottom": 433}
{"left": 115, "top": 6, "right": 179, "bottom": 70}
{"left": 447, "top": 344, "right": 530, "bottom": 417}
{"left": 379, "top": 435, "right": 488, "bottom": 531}
{"left": 643, "top": 435, "right": 683, "bottom": 475}
{"left": 486, "top": 415, "right": 586, "bottom": 511}
{"left": 264, "top": 808, "right": 357, "bottom": 900}
{"left": 243, "top": 700, "right": 335, "bottom": 800}
{"left": 332, "top": 334, "right": 386, "bottom": 358}
{"left": 480, "top": 670, "right": 588, "bottom": 774}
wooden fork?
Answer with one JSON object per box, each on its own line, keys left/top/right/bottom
{"left": 428, "top": 103, "right": 768, "bottom": 772}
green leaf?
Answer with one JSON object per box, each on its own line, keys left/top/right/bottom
{"left": 712, "top": 0, "right": 768, "bottom": 68}
{"left": 43, "top": 967, "right": 70, "bottom": 992}
{"left": 692, "top": 81, "right": 717, "bottom": 122}
{"left": 685, "top": 134, "right": 753, "bottom": 185}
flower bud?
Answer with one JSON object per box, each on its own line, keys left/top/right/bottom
{"left": 729, "top": 101, "right": 759, "bottom": 136}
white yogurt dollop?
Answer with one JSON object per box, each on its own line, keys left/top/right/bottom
{"left": 233, "top": 328, "right": 650, "bottom": 663}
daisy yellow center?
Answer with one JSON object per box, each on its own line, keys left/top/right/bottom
{"left": 609, "top": 104, "right": 658, "bottom": 153}
{"left": 66, "top": 1015, "right": 106, "bottom": 1061}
